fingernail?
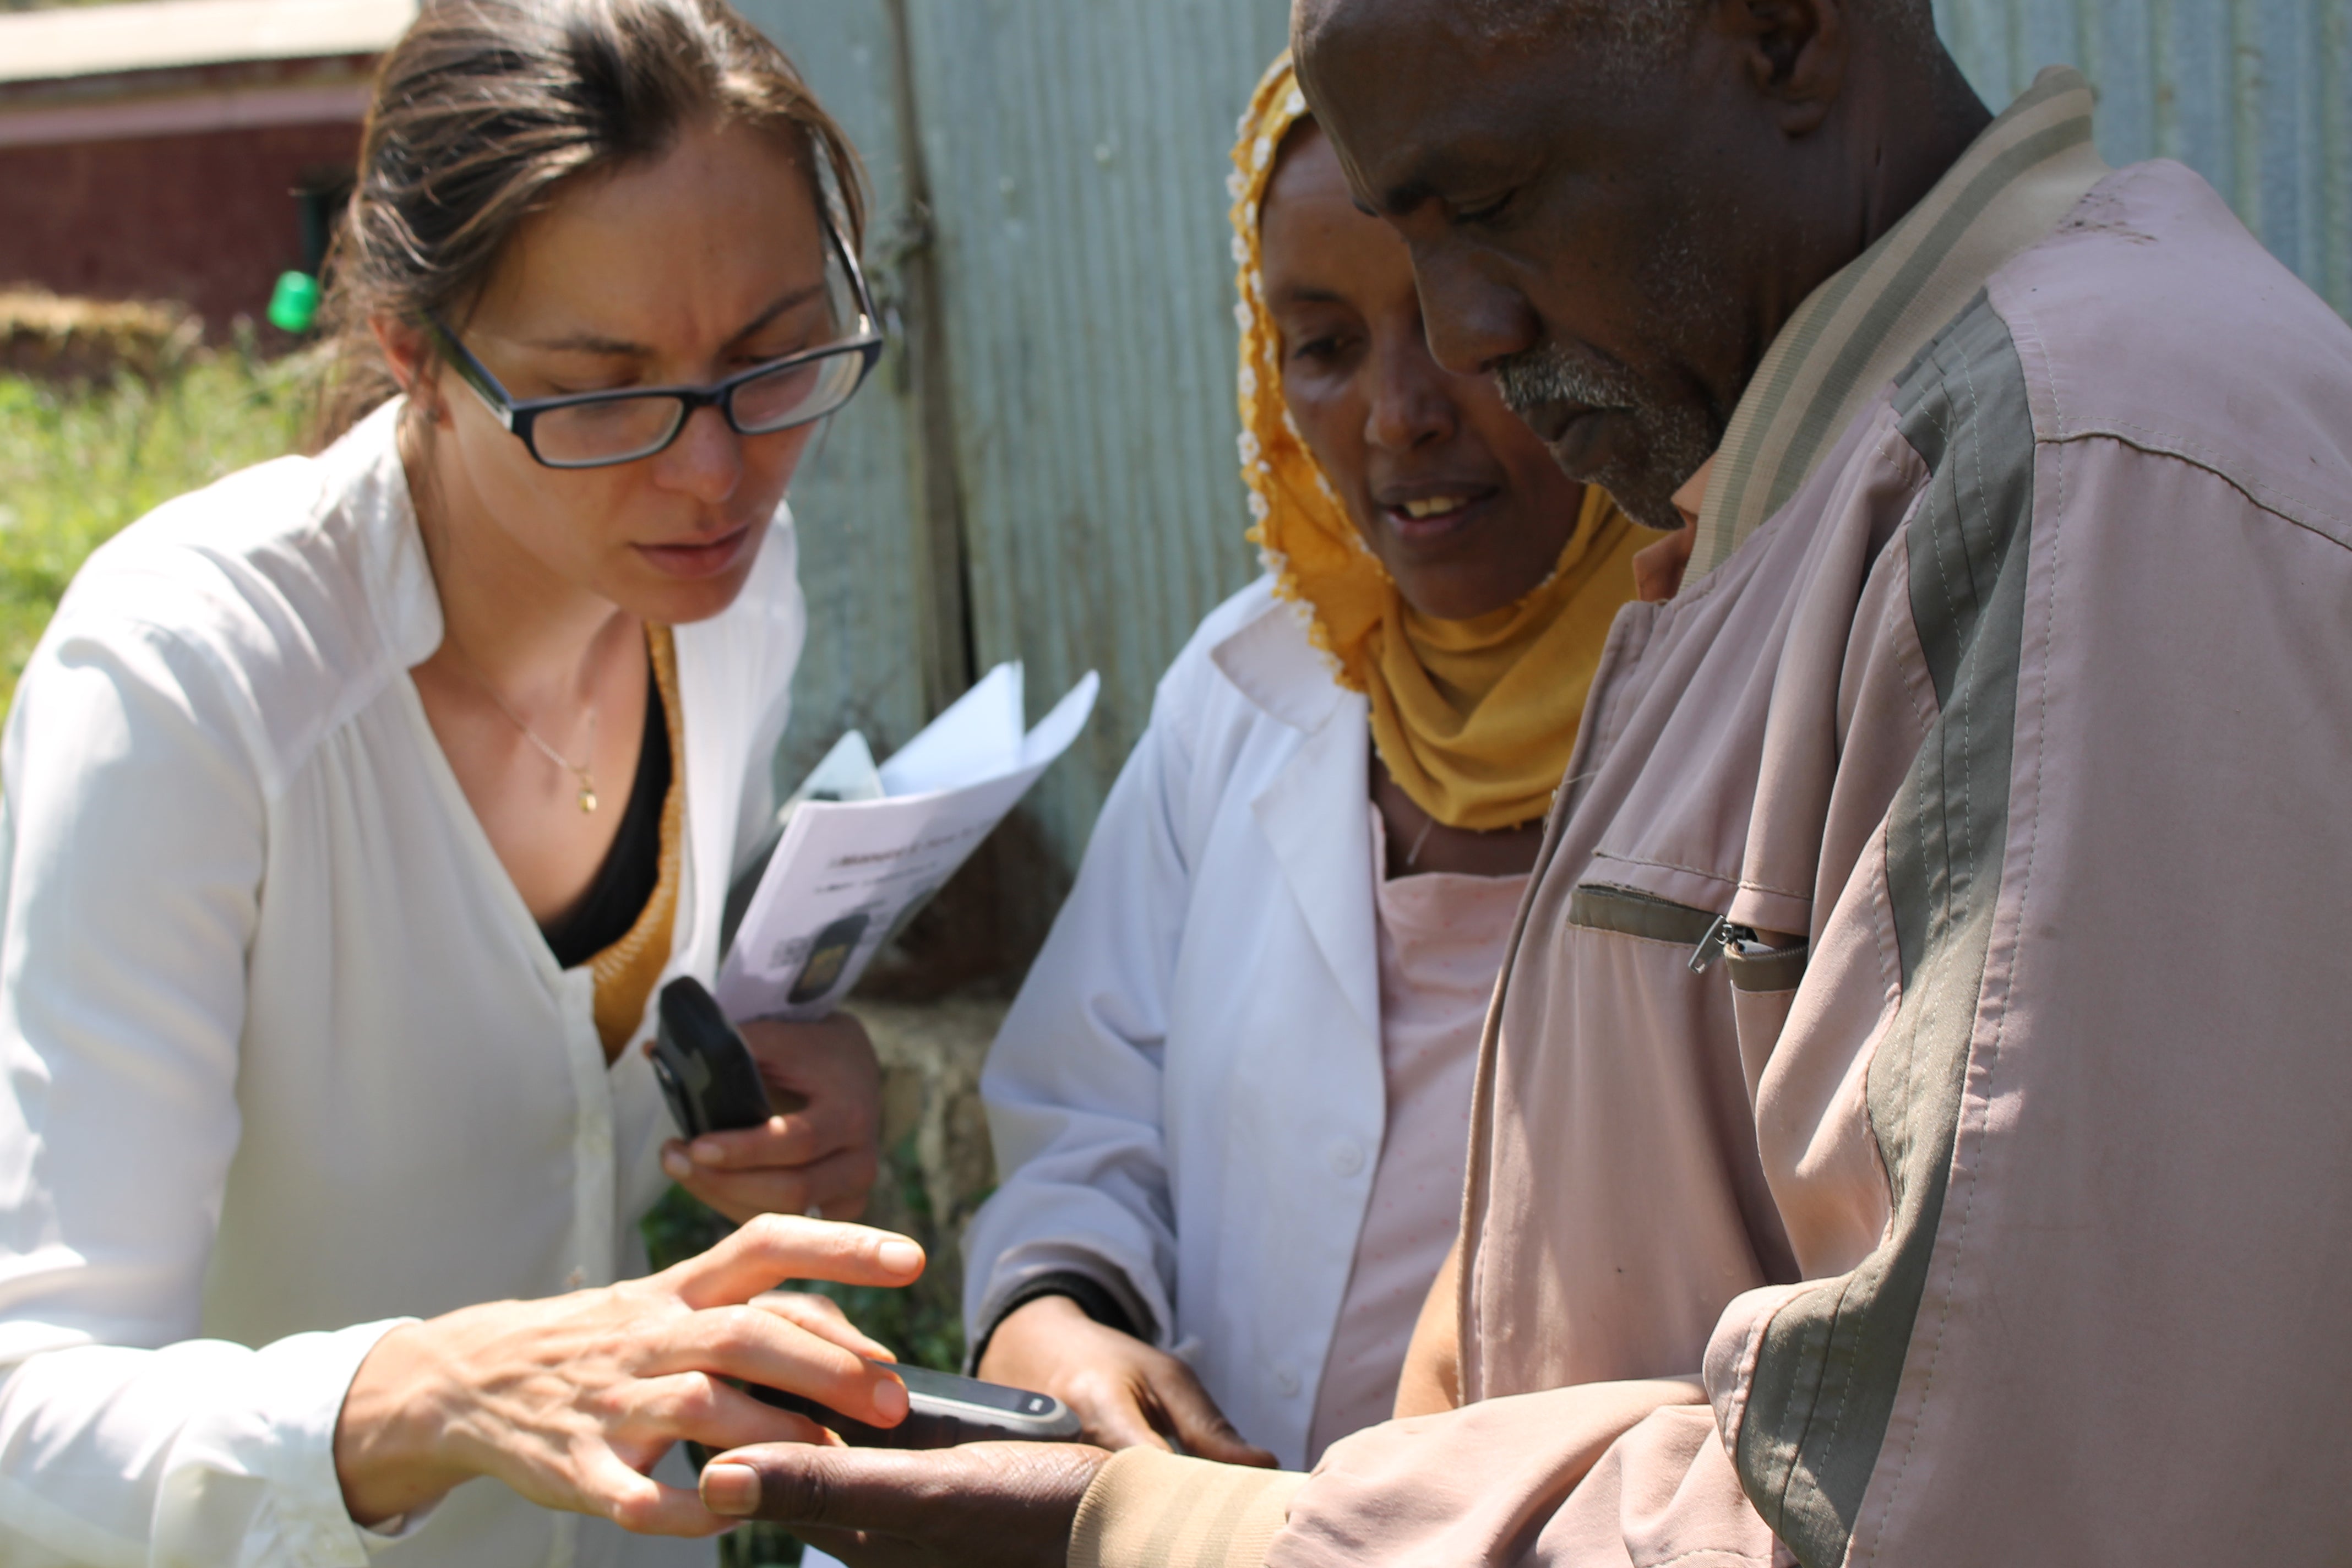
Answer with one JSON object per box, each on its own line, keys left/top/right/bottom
{"left": 661, "top": 1149, "right": 690, "bottom": 1180}
{"left": 701, "top": 1462, "right": 760, "bottom": 1517}
{"left": 877, "top": 1238, "right": 923, "bottom": 1274}
{"left": 872, "top": 1375, "right": 909, "bottom": 1421}
{"left": 691, "top": 1140, "right": 723, "bottom": 1164}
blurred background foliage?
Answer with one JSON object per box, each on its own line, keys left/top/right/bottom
{"left": 0, "top": 325, "right": 309, "bottom": 712}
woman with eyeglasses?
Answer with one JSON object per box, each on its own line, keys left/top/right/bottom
{"left": 0, "top": 2, "right": 919, "bottom": 1562}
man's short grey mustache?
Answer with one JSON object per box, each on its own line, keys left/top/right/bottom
{"left": 1493, "top": 345, "right": 1647, "bottom": 420}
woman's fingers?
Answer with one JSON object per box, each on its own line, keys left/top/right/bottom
{"left": 753, "top": 1289, "right": 899, "bottom": 1362}
{"left": 1143, "top": 1364, "right": 1278, "bottom": 1468}
{"left": 666, "top": 1150, "right": 813, "bottom": 1223}
{"left": 669, "top": 1114, "right": 827, "bottom": 1174}
{"left": 738, "top": 1014, "right": 880, "bottom": 1151}
{"left": 670, "top": 1145, "right": 878, "bottom": 1226}
{"left": 623, "top": 1371, "right": 840, "bottom": 1453}
{"left": 1066, "top": 1381, "right": 1174, "bottom": 1453}
{"left": 578, "top": 1446, "right": 735, "bottom": 1538}
{"left": 659, "top": 1302, "right": 912, "bottom": 1430}
{"left": 663, "top": 1213, "right": 923, "bottom": 1309}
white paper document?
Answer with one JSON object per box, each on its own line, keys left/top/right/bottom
{"left": 715, "top": 662, "right": 1099, "bottom": 1021}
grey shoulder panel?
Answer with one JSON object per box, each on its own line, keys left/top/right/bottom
{"left": 1732, "top": 292, "right": 2038, "bottom": 1567}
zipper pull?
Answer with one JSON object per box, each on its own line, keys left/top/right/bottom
{"left": 1688, "top": 913, "right": 1757, "bottom": 974}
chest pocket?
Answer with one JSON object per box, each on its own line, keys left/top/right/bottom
{"left": 1568, "top": 881, "right": 1809, "bottom": 1107}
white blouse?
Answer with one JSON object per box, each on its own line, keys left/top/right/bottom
{"left": 0, "top": 403, "right": 803, "bottom": 1568}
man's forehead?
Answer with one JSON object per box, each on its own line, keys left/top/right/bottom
{"left": 1295, "top": 1, "right": 1544, "bottom": 212}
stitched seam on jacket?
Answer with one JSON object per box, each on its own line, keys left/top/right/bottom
{"left": 2046, "top": 426, "right": 2352, "bottom": 550}
{"left": 1589, "top": 851, "right": 1805, "bottom": 903}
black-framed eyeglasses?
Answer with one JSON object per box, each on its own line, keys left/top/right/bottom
{"left": 425, "top": 216, "right": 885, "bottom": 470}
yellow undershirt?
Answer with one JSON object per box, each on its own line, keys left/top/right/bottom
{"left": 587, "top": 625, "right": 684, "bottom": 1063}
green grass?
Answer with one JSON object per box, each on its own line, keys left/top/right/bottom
{"left": 0, "top": 345, "right": 314, "bottom": 716}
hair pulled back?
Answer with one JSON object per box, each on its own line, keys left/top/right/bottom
{"left": 318, "top": 0, "right": 865, "bottom": 442}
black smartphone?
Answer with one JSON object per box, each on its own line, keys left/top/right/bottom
{"left": 651, "top": 977, "right": 774, "bottom": 1140}
{"left": 749, "top": 1362, "right": 1082, "bottom": 1449}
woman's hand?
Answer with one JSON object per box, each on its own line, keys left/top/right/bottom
{"left": 333, "top": 1215, "right": 922, "bottom": 1535}
{"left": 977, "top": 1295, "right": 1276, "bottom": 1467}
{"left": 659, "top": 1011, "right": 882, "bottom": 1222}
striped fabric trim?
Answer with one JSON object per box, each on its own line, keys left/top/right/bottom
{"left": 1070, "top": 1450, "right": 1307, "bottom": 1568}
{"left": 1686, "top": 66, "right": 2107, "bottom": 578}
{"left": 1731, "top": 295, "right": 2038, "bottom": 1567}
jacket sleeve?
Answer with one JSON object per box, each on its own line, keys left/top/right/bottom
{"left": 0, "top": 613, "right": 411, "bottom": 1567}
{"left": 1068, "top": 1380, "right": 1725, "bottom": 1568}
{"left": 960, "top": 660, "right": 1205, "bottom": 1347}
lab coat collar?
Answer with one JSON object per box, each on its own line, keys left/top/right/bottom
{"left": 1208, "top": 590, "right": 1348, "bottom": 734}
{"left": 1214, "top": 586, "right": 1380, "bottom": 1028}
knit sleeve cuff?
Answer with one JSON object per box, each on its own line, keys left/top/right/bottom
{"left": 1067, "top": 1449, "right": 1305, "bottom": 1568}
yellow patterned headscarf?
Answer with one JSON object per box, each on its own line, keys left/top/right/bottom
{"left": 1229, "top": 56, "right": 1646, "bottom": 832}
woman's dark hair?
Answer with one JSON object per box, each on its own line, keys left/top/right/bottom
{"left": 316, "top": 0, "right": 866, "bottom": 443}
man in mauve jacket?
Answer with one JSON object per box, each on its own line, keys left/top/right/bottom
{"left": 699, "top": 1, "right": 2352, "bottom": 1564}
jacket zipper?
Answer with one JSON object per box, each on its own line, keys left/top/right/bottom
{"left": 1687, "top": 913, "right": 1759, "bottom": 974}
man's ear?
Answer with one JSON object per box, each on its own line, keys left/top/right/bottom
{"left": 1709, "top": 0, "right": 1848, "bottom": 136}
{"left": 369, "top": 313, "right": 450, "bottom": 424}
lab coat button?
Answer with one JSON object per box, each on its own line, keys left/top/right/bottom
{"left": 1327, "top": 1140, "right": 1364, "bottom": 1178}
{"left": 1273, "top": 1364, "right": 1300, "bottom": 1397}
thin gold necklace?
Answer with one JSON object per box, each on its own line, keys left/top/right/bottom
{"left": 450, "top": 646, "right": 601, "bottom": 813}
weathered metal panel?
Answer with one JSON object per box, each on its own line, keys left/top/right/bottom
{"left": 1936, "top": 0, "right": 2351, "bottom": 316}
{"left": 730, "top": 0, "right": 941, "bottom": 784}
{"left": 900, "top": 0, "right": 1289, "bottom": 880}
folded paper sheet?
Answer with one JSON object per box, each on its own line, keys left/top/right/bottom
{"left": 715, "top": 662, "right": 1098, "bottom": 1020}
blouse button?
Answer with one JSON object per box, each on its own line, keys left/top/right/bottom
{"left": 1273, "top": 1364, "right": 1301, "bottom": 1397}
{"left": 1327, "top": 1140, "right": 1365, "bottom": 1178}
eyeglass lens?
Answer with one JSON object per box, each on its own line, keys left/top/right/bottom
{"left": 529, "top": 344, "right": 872, "bottom": 466}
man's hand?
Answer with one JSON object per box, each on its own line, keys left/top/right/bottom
{"left": 979, "top": 1294, "right": 1276, "bottom": 1467}
{"left": 701, "top": 1440, "right": 1108, "bottom": 1568}
{"left": 658, "top": 1011, "right": 882, "bottom": 1222}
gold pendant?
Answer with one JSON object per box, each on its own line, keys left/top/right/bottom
{"left": 578, "top": 776, "right": 598, "bottom": 813}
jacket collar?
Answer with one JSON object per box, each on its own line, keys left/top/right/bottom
{"left": 1208, "top": 588, "right": 1351, "bottom": 733}
{"left": 1689, "top": 65, "right": 2109, "bottom": 578}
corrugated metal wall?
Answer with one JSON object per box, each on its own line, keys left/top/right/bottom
{"left": 739, "top": 0, "right": 1285, "bottom": 956}
{"left": 742, "top": 0, "right": 2350, "bottom": 966}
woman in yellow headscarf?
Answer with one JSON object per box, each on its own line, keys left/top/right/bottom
{"left": 960, "top": 56, "right": 1649, "bottom": 1471}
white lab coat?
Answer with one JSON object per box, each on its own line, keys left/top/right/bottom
{"left": 0, "top": 403, "right": 801, "bottom": 1568}
{"left": 964, "top": 576, "right": 1391, "bottom": 1471}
